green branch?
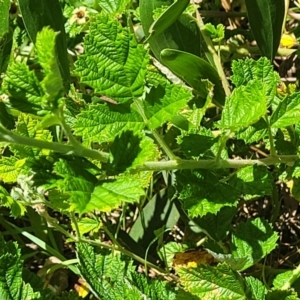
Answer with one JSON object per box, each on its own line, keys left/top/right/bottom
{"left": 0, "top": 126, "right": 109, "bottom": 163}
{"left": 1, "top": 126, "right": 298, "bottom": 171}
{"left": 193, "top": 8, "right": 231, "bottom": 97}
{"left": 134, "top": 155, "right": 298, "bottom": 171}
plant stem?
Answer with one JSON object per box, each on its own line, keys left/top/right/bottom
{"left": 151, "top": 130, "right": 178, "bottom": 160}
{"left": 0, "top": 126, "right": 109, "bottom": 162}
{"left": 134, "top": 155, "right": 298, "bottom": 171}
{"left": 70, "top": 213, "right": 82, "bottom": 241}
{"left": 194, "top": 8, "right": 231, "bottom": 97}
{"left": 100, "top": 226, "right": 174, "bottom": 278}
{"left": 133, "top": 98, "right": 177, "bottom": 160}
{"left": 265, "top": 116, "right": 277, "bottom": 157}
{"left": 215, "top": 131, "right": 231, "bottom": 162}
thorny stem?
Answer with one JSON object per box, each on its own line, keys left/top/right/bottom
{"left": 1, "top": 124, "right": 299, "bottom": 170}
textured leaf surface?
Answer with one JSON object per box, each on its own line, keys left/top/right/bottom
{"left": 36, "top": 27, "right": 64, "bottom": 106}
{"left": 0, "top": 157, "right": 26, "bottom": 183}
{"left": 3, "top": 62, "right": 44, "bottom": 115}
{"left": 73, "top": 104, "right": 144, "bottom": 143}
{"left": 178, "top": 263, "right": 248, "bottom": 300}
{"left": 231, "top": 57, "right": 279, "bottom": 105}
{"left": 270, "top": 93, "right": 300, "bottom": 128}
{"left": 51, "top": 157, "right": 99, "bottom": 213}
{"left": 229, "top": 166, "right": 273, "bottom": 200}
{"left": 144, "top": 83, "right": 192, "bottom": 129}
{"left": 194, "top": 206, "right": 237, "bottom": 241}
{"left": 236, "top": 118, "right": 268, "bottom": 143}
{"left": 0, "top": 235, "right": 39, "bottom": 299}
{"left": 75, "top": 14, "right": 149, "bottom": 103}
{"left": 266, "top": 290, "right": 299, "bottom": 300}
{"left": 11, "top": 114, "right": 52, "bottom": 158}
{"left": 245, "top": 276, "right": 267, "bottom": 300}
{"left": 0, "top": 186, "right": 26, "bottom": 218}
{"left": 179, "top": 130, "right": 227, "bottom": 159}
{"left": 89, "top": 175, "right": 145, "bottom": 213}
{"left": 107, "top": 132, "right": 158, "bottom": 175}
{"left": 98, "top": 0, "right": 131, "bottom": 14}
{"left": 220, "top": 80, "right": 267, "bottom": 130}
{"left": 273, "top": 268, "right": 300, "bottom": 291}
{"left": 177, "top": 170, "right": 239, "bottom": 217}
{"left": 77, "top": 243, "right": 154, "bottom": 300}
{"left": 0, "top": 0, "right": 10, "bottom": 38}
{"left": 231, "top": 218, "right": 278, "bottom": 271}
{"left": 18, "top": 0, "right": 70, "bottom": 88}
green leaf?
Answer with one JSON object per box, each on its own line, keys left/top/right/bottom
{"left": 50, "top": 157, "right": 99, "bottom": 213}
{"left": 160, "top": 49, "right": 225, "bottom": 107}
{"left": 75, "top": 14, "right": 149, "bottom": 103}
{"left": 0, "top": 0, "right": 10, "bottom": 38}
{"left": 35, "top": 27, "right": 64, "bottom": 107}
{"left": 18, "top": 0, "right": 70, "bottom": 89}
{"left": 146, "top": 0, "right": 190, "bottom": 42}
{"left": 10, "top": 114, "right": 52, "bottom": 158}
{"left": 0, "top": 185, "right": 26, "bottom": 218}
{"left": 194, "top": 206, "right": 237, "bottom": 241}
{"left": 266, "top": 290, "right": 299, "bottom": 300}
{"left": 220, "top": 80, "right": 267, "bottom": 130}
{"left": 77, "top": 243, "right": 135, "bottom": 298}
{"left": 107, "top": 132, "right": 158, "bottom": 175}
{"left": 0, "top": 156, "right": 27, "bottom": 183}
{"left": 178, "top": 130, "right": 227, "bottom": 159}
{"left": 270, "top": 93, "right": 300, "bottom": 128}
{"left": 3, "top": 62, "right": 44, "bottom": 115}
{"left": 73, "top": 104, "right": 144, "bottom": 143}
{"left": 0, "top": 102, "right": 14, "bottom": 130}
{"left": 89, "top": 174, "right": 145, "bottom": 212}
{"left": 273, "top": 266, "right": 300, "bottom": 291}
{"left": 204, "top": 23, "right": 225, "bottom": 42}
{"left": 178, "top": 263, "right": 249, "bottom": 300}
{"left": 231, "top": 57, "right": 279, "bottom": 106}
{"left": 245, "top": 276, "right": 267, "bottom": 300}
{"left": 98, "top": 0, "right": 131, "bottom": 14}
{"left": 177, "top": 170, "right": 239, "bottom": 217}
{"left": 229, "top": 165, "right": 273, "bottom": 200}
{"left": 0, "top": 29, "right": 13, "bottom": 74}
{"left": 231, "top": 218, "right": 278, "bottom": 271}
{"left": 244, "top": 0, "right": 285, "bottom": 60}
{"left": 130, "top": 272, "right": 177, "bottom": 300}
{"left": 72, "top": 217, "right": 101, "bottom": 235}
{"left": 77, "top": 243, "right": 176, "bottom": 299}
{"left": 144, "top": 83, "right": 192, "bottom": 129}
{"left": 140, "top": 0, "right": 202, "bottom": 60}
{"left": 0, "top": 234, "right": 40, "bottom": 299}
{"left": 236, "top": 118, "right": 268, "bottom": 144}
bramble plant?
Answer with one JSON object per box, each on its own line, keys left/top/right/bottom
{"left": 1, "top": 0, "right": 300, "bottom": 299}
